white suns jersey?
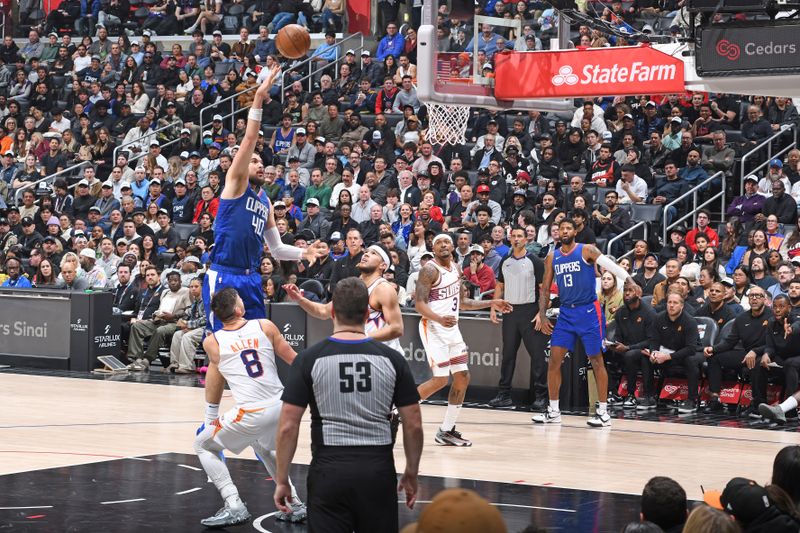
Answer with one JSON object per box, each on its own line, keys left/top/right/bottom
{"left": 213, "top": 320, "right": 283, "bottom": 407}
{"left": 428, "top": 261, "right": 462, "bottom": 325}
{"left": 366, "top": 277, "right": 403, "bottom": 354}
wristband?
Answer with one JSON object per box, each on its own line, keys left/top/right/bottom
{"left": 205, "top": 402, "right": 219, "bottom": 424}
{"left": 248, "top": 108, "right": 263, "bottom": 122}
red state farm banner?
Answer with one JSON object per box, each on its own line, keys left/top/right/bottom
{"left": 493, "top": 45, "right": 686, "bottom": 99}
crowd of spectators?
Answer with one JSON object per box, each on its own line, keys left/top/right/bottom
{"left": 0, "top": 1, "right": 799, "bottom": 388}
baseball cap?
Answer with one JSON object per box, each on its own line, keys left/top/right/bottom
{"left": 47, "top": 216, "right": 59, "bottom": 226}
{"left": 21, "top": 216, "right": 34, "bottom": 226}
{"left": 149, "top": 178, "right": 161, "bottom": 185}
{"left": 744, "top": 174, "right": 758, "bottom": 184}
{"left": 157, "top": 208, "right": 170, "bottom": 216}
{"left": 306, "top": 198, "right": 320, "bottom": 207}
{"left": 296, "top": 127, "right": 307, "bottom": 135}
{"left": 273, "top": 201, "right": 286, "bottom": 208}
{"left": 150, "top": 140, "right": 160, "bottom": 147}
{"left": 720, "top": 478, "right": 772, "bottom": 523}
{"left": 602, "top": 131, "right": 613, "bottom": 140}
{"left": 212, "top": 114, "right": 223, "bottom": 122}
{"left": 328, "top": 231, "right": 343, "bottom": 243}
{"left": 645, "top": 100, "right": 657, "bottom": 107}
{"left": 212, "top": 30, "right": 222, "bottom": 36}
{"left": 288, "top": 156, "right": 300, "bottom": 163}
{"left": 468, "top": 244, "right": 485, "bottom": 255}
{"left": 0, "top": 217, "right": 7, "bottom": 225}
{"left": 43, "top": 235, "right": 57, "bottom": 243}
{"left": 246, "top": 70, "right": 257, "bottom": 77}
{"left": 77, "top": 179, "right": 89, "bottom": 187}
{"left": 720, "top": 277, "right": 735, "bottom": 287}
{"left": 165, "top": 101, "right": 176, "bottom": 108}
{"left": 770, "top": 158, "right": 783, "bottom": 168}
{"left": 361, "top": 50, "right": 370, "bottom": 57}
{"left": 315, "top": 136, "right": 326, "bottom": 144}
{"left": 121, "top": 183, "right": 132, "bottom": 190}
{"left": 513, "top": 188, "right": 527, "bottom": 197}
{"left": 180, "top": 151, "right": 189, "bottom": 159}
{"left": 345, "top": 49, "right": 355, "bottom": 55}
{"left": 482, "top": 62, "right": 493, "bottom": 70}
{"left": 189, "top": 151, "right": 201, "bottom": 158}
{"left": 202, "top": 130, "right": 212, "bottom": 137}
{"left": 142, "top": 29, "right": 153, "bottom": 36}
{"left": 642, "top": 24, "right": 654, "bottom": 33}
{"left": 184, "top": 255, "right": 201, "bottom": 264}
{"left": 644, "top": 252, "right": 659, "bottom": 263}
{"left": 209, "top": 143, "right": 221, "bottom": 150}
{"left": 670, "top": 116, "right": 683, "bottom": 124}
{"left": 130, "top": 40, "right": 140, "bottom": 46}
{"left": 88, "top": 206, "right": 101, "bottom": 213}
{"left": 372, "top": 131, "right": 382, "bottom": 140}
{"left": 48, "top": 31, "right": 58, "bottom": 38}
{"left": 623, "top": 113, "right": 634, "bottom": 120}
{"left": 421, "top": 251, "right": 434, "bottom": 260}
{"left": 671, "top": 225, "right": 687, "bottom": 235}
{"left": 3, "top": 150, "right": 13, "bottom": 156}
{"left": 79, "top": 248, "right": 96, "bottom": 259}
{"left": 476, "top": 184, "right": 491, "bottom": 194}
{"left": 101, "top": 180, "right": 113, "bottom": 188}
{"left": 91, "top": 54, "right": 100, "bottom": 61}
{"left": 180, "top": 128, "right": 190, "bottom": 135}
{"left": 401, "top": 488, "right": 505, "bottom": 533}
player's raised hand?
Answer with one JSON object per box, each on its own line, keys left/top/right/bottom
{"left": 282, "top": 283, "right": 304, "bottom": 301}
{"left": 490, "top": 299, "right": 513, "bottom": 314}
{"left": 302, "top": 240, "right": 328, "bottom": 263}
{"left": 398, "top": 469, "right": 418, "bottom": 509}
{"left": 255, "top": 65, "right": 282, "bottom": 99}
{"left": 273, "top": 482, "right": 293, "bottom": 514}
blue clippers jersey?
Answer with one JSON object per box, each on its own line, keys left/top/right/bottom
{"left": 553, "top": 243, "right": 597, "bottom": 306}
{"left": 211, "top": 187, "right": 269, "bottom": 271}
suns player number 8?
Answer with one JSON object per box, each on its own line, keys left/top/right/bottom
{"left": 240, "top": 349, "right": 264, "bottom": 378}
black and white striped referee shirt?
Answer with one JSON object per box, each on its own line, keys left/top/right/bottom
{"left": 281, "top": 337, "right": 419, "bottom": 451}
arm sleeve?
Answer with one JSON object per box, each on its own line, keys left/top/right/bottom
{"left": 264, "top": 225, "right": 304, "bottom": 261}
{"left": 595, "top": 253, "right": 632, "bottom": 282}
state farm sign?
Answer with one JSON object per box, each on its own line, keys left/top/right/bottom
{"left": 494, "top": 45, "right": 685, "bottom": 99}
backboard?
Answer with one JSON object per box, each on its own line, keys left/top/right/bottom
{"left": 417, "top": 0, "right": 576, "bottom": 112}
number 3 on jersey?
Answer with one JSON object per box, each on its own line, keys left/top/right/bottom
{"left": 240, "top": 349, "right": 264, "bottom": 378}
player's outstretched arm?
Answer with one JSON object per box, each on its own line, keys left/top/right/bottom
{"left": 222, "top": 65, "right": 282, "bottom": 200}
{"left": 260, "top": 319, "right": 297, "bottom": 365}
{"left": 263, "top": 209, "right": 328, "bottom": 262}
{"left": 534, "top": 252, "right": 554, "bottom": 335}
{"left": 283, "top": 283, "right": 333, "bottom": 320}
{"left": 458, "top": 280, "right": 513, "bottom": 313}
{"left": 414, "top": 263, "right": 453, "bottom": 327}
{"left": 584, "top": 245, "right": 634, "bottom": 284}
{"left": 202, "top": 334, "right": 226, "bottom": 422}
{"left": 274, "top": 402, "right": 305, "bottom": 513}
{"left": 369, "top": 283, "right": 404, "bottom": 341}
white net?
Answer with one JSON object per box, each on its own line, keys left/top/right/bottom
{"left": 425, "top": 103, "right": 471, "bottom": 146}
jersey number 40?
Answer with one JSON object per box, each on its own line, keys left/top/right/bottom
{"left": 339, "top": 361, "right": 372, "bottom": 393}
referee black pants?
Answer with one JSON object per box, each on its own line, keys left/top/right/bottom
{"left": 307, "top": 450, "right": 397, "bottom": 533}
{"left": 498, "top": 303, "right": 549, "bottom": 402}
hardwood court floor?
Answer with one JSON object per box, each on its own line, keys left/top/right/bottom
{"left": 3, "top": 372, "right": 800, "bottom": 506}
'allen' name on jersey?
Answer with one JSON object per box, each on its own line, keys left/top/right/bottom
{"left": 229, "top": 337, "right": 259, "bottom": 353}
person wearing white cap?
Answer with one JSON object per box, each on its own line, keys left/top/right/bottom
{"left": 78, "top": 247, "right": 108, "bottom": 289}
{"left": 414, "top": 233, "right": 512, "bottom": 446}
{"left": 285, "top": 242, "right": 405, "bottom": 353}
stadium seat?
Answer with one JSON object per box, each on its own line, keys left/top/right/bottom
{"left": 630, "top": 204, "right": 663, "bottom": 223}
{"left": 174, "top": 224, "right": 196, "bottom": 241}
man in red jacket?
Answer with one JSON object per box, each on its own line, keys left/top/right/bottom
{"left": 684, "top": 209, "right": 719, "bottom": 254}
{"left": 462, "top": 244, "right": 496, "bottom": 295}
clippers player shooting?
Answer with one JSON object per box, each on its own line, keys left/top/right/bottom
{"left": 533, "top": 218, "right": 638, "bottom": 428}
{"left": 202, "top": 66, "right": 326, "bottom": 331}
{"left": 283, "top": 244, "right": 404, "bottom": 353}
{"left": 415, "top": 233, "right": 512, "bottom": 446}
{"left": 193, "top": 287, "right": 306, "bottom": 528}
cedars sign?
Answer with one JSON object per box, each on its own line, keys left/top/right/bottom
{"left": 494, "top": 45, "right": 685, "bottom": 99}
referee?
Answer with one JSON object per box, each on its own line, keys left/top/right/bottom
{"left": 488, "top": 226, "right": 549, "bottom": 410}
{"left": 274, "top": 277, "right": 423, "bottom": 533}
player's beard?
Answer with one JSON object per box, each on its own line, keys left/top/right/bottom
{"left": 249, "top": 175, "right": 265, "bottom": 187}
{"left": 561, "top": 235, "right": 574, "bottom": 246}
{"left": 357, "top": 263, "right": 377, "bottom": 275}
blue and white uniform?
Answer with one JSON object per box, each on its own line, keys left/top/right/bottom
{"left": 550, "top": 243, "right": 605, "bottom": 355}
{"left": 202, "top": 187, "right": 270, "bottom": 331}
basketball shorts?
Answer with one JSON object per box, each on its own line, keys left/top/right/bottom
{"left": 419, "top": 318, "right": 468, "bottom": 377}
{"left": 203, "top": 265, "right": 266, "bottom": 331}
{"left": 202, "top": 402, "right": 281, "bottom": 455}
{"left": 550, "top": 301, "right": 605, "bottom": 356}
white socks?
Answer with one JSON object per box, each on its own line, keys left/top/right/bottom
{"left": 598, "top": 402, "right": 607, "bottom": 415}
{"left": 780, "top": 396, "right": 798, "bottom": 414}
{"left": 440, "top": 403, "right": 462, "bottom": 432}
{"left": 549, "top": 399, "right": 560, "bottom": 413}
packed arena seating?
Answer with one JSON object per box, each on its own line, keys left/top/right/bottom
{"left": 0, "top": 0, "right": 799, "bottom": 414}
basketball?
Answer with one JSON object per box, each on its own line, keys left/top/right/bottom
{"left": 275, "top": 24, "right": 311, "bottom": 59}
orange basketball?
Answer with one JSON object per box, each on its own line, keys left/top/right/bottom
{"left": 275, "top": 24, "right": 311, "bottom": 60}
